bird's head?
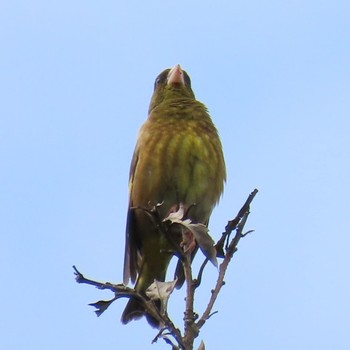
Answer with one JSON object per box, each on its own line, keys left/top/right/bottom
{"left": 148, "top": 64, "right": 195, "bottom": 113}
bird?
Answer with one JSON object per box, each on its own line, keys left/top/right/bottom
{"left": 121, "top": 64, "right": 226, "bottom": 327}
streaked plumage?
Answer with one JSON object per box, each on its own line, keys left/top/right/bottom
{"left": 121, "top": 65, "right": 226, "bottom": 327}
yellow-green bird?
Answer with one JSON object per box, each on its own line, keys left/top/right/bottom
{"left": 121, "top": 64, "right": 226, "bottom": 327}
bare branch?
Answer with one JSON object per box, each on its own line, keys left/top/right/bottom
{"left": 196, "top": 188, "right": 258, "bottom": 330}
{"left": 74, "top": 189, "right": 258, "bottom": 350}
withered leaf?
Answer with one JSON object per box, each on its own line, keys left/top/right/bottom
{"left": 89, "top": 298, "right": 115, "bottom": 317}
{"left": 164, "top": 206, "right": 218, "bottom": 267}
{"left": 146, "top": 279, "right": 177, "bottom": 302}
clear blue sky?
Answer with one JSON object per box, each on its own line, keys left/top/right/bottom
{"left": 1, "top": 1, "right": 349, "bottom": 349}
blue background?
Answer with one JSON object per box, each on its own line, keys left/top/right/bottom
{"left": 1, "top": 1, "right": 349, "bottom": 349}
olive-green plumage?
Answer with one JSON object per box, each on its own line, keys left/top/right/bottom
{"left": 121, "top": 65, "right": 226, "bottom": 327}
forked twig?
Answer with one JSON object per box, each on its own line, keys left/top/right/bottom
{"left": 74, "top": 189, "right": 258, "bottom": 350}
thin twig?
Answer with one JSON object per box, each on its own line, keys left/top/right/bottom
{"left": 194, "top": 258, "right": 209, "bottom": 289}
{"left": 182, "top": 252, "right": 198, "bottom": 350}
{"left": 196, "top": 189, "right": 258, "bottom": 330}
{"left": 215, "top": 188, "right": 258, "bottom": 255}
{"left": 74, "top": 189, "right": 258, "bottom": 350}
{"left": 73, "top": 265, "right": 186, "bottom": 348}
{"left": 73, "top": 265, "right": 123, "bottom": 292}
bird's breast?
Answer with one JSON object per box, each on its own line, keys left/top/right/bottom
{"left": 130, "top": 105, "right": 225, "bottom": 222}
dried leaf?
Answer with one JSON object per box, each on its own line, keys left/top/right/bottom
{"left": 164, "top": 206, "right": 218, "bottom": 267}
{"left": 89, "top": 298, "right": 115, "bottom": 317}
{"left": 146, "top": 279, "right": 177, "bottom": 315}
{"left": 146, "top": 279, "right": 177, "bottom": 301}
{"left": 197, "top": 340, "right": 205, "bottom": 350}
{"left": 186, "top": 222, "right": 217, "bottom": 267}
{"left": 165, "top": 204, "right": 186, "bottom": 222}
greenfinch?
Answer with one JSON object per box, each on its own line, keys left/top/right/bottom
{"left": 121, "top": 65, "right": 226, "bottom": 327}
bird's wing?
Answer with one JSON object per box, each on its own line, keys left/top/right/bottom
{"left": 123, "top": 148, "right": 140, "bottom": 285}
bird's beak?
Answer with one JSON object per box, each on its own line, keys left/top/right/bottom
{"left": 167, "top": 64, "right": 185, "bottom": 85}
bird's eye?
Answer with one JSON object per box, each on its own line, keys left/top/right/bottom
{"left": 154, "top": 76, "right": 165, "bottom": 91}
{"left": 154, "top": 78, "right": 160, "bottom": 91}
{"left": 183, "top": 72, "right": 191, "bottom": 87}
{"left": 153, "top": 69, "right": 170, "bottom": 90}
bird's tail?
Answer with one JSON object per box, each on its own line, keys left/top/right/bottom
{"left": 121, "top": 298, "right": 161, "bottom": 328}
